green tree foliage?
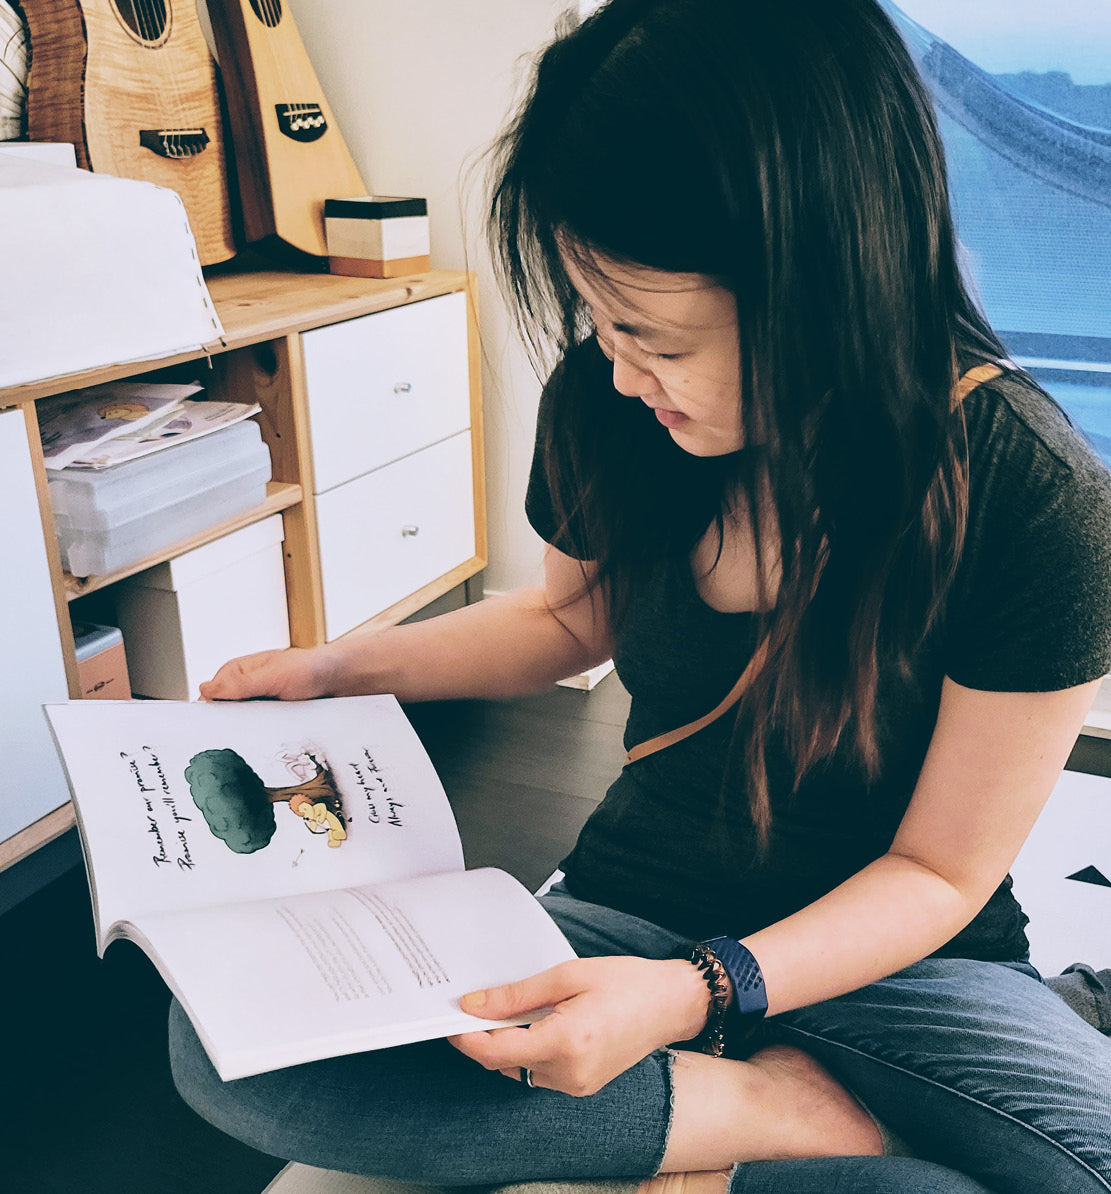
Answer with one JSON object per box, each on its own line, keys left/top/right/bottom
{"left": 185, "top": 748, "right": 278, "bottom": 854}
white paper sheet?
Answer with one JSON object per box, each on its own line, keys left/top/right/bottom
{"left": 0, "top": 157, "right": 225, "bottom": 387}
{"left": 1010, "top": 769, "right": 1111, "bottom": 974}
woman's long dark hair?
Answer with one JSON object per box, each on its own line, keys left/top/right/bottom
{"left": 489, "top": 0, "right": 1009, "bottom": 839}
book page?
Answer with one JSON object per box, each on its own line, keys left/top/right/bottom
{"left": 131, "top": 867, "right": 577, "bottom": 1080}
{"left": 45, "top": 697, "right": 465, "bottom": 948}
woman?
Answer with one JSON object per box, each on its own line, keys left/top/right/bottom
{"left": 171, "top": 2, "right": 1111, "bottom": 1191}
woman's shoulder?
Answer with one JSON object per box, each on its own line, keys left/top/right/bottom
{"left": 945, "top": 366, "right": 1111, "bottom": 691}
{"left": 962, "top": 365, "right": 1109, "bottom": 486}
{"left": 958, "top": 366, "right": 1111, "bottom": 549}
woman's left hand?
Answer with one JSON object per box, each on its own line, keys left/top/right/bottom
{"left": 447, "top": 955, "right": 711, "bottom": 1096}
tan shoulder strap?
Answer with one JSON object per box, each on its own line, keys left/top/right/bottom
{"left": 623, "top": 360, "right": 1006, "bottom": 767}
{"left": 952, "top": 362, "right": 1004, "bottom": 406}
{"left": 624, "top": 636, "right": 771, "bottom": 765}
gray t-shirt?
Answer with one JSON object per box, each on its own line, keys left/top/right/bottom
{"left": 526, "top": 340, "right": 1111, "bottom": 959}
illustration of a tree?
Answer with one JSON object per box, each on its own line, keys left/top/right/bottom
{"left": 185, "top": 748, "right": 346, "bottom": 854}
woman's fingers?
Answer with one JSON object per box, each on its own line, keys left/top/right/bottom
{"left": 199, "top": 647, "right": 333, "bottom": 701}
{"left": 459, "top": 961, "right": 580, "bottom": 1020}
{"left": 450, "top": 956, "right": 713, "bottom": 1097}
{"left": 199, "top": 650, "right": 285, "bottom": 700}
{"left": 448, "top": 1022, "right": 547, "bottom": 1070}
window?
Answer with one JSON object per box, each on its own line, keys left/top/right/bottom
{"left": 884, "top": 1, "right": 1111, "bottom": 459}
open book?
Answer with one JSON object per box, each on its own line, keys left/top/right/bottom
{"left": 45, "top": 696, "right": 575, "bottom": 1081}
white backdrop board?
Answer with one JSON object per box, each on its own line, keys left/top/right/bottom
{"left": 1010, "top": 767, "right": 1111, "bottom": 975}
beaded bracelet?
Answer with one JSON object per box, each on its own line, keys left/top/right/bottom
{"left": 686, "top": 941, "right": 732, "bottom": 1057}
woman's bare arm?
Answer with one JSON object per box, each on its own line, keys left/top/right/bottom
{"left": 743, "top": 676, "right": 1101, "bottom": 1012}
{"left": 200, "top": 546, "right": 613, "bottom": 704}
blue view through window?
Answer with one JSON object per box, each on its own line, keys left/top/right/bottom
{"left": 883, "top": 2, "right": 1111, "bottom": 461}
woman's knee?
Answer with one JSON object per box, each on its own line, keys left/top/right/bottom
{"left": 170, "top": 999, "right": 457, "bottom": 1173}
{"left": 169, "top": 999, "right": 675, "bottom": 1184}
{"left": 169, "top": 999, "right": 295, "bottom": 1161}
{"left": 772, "top": 960, "right": 1111, "bottom": 1192}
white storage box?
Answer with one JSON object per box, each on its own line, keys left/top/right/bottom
{"left": 48, "top": 420, "right": 271, "bottom": 576}
{"left": 113, "top": 515, "right": 290, "bottom": 699}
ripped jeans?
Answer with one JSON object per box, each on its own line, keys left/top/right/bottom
{"left": 169, "top": 884, "right": 1111, "bottom": 1194}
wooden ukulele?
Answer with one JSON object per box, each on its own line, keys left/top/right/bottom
{"left": 22, "top": 0, "right": 237, "bottom": 266}
{"left": 206, "top": 0, "right": 367, "bottom": 258}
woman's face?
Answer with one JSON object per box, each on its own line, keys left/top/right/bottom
{"left": 563, "top": 252, "right": 744, "bottom": 457}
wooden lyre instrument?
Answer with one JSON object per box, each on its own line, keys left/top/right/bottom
{"left": 207, "top": 0, "right": 367, "bottom": 258}
{"left": 0, "top": 1, "right": 29, "bottom": 141}
{"left": 22, "top": 0, "right": 237, "bottom": 266}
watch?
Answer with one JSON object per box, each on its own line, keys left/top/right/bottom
{"left": 701, "top": 934, "right": 768, "bottom": 1033}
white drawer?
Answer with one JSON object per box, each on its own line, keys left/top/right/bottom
{"left": 302, "top": 291, "right": 470, "bottom": 494}
{"left": 315, "top": 430, "right": 476, "bottom": 640}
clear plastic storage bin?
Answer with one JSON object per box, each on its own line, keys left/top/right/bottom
{"left": 48, "top": 420, "right": 272, "bottom": 576}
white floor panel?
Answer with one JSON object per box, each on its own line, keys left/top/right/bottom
{"left": 265, "top": 1165, "right": 442, "bottom": 1194}
{"left": 1010, "top": 769, "right": 1111, "bottom": 975}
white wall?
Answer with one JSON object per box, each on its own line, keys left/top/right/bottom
{"left": 288, "top": 0, "right": 571, "bottom": 594}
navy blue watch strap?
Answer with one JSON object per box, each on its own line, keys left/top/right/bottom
{"left": 702, "top": 935, "right": 768, "bottom": 1023}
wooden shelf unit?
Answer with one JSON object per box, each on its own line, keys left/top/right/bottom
{"left": 0, "top": 268, "right": 487, "bottom": 874}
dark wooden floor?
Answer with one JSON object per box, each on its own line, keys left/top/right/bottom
{"left": 0, "top": 677, "right": 631, "bottom": 1194}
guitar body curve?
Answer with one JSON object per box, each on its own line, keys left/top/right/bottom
{"left": 208, "top": 0, "right": 366, "bottom": 258}
{"left": 24, "top": 0, "right": 237, "bottom": 266}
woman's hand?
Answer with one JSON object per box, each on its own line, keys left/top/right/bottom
{"left": 199, "top": 645, "right": 344, "bottom": 702}
{"left": 448, "top": 956, "right": 712, "bottom": 1096}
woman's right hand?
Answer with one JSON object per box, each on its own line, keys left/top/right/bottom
{"left": 199, "top": 645, "right": 343, "bottom": 702}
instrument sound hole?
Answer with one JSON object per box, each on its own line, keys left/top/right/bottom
{"left": 249, "top": 0, "right": 283, "bottom": 28}
{"left": 111, "top": 0, "right": 169, "bottom": 45}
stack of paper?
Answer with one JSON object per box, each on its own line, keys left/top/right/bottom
{"left": 38, "top": 380, "right": 260, "bottom": 471}
{"left": 0, "top": 156, "right": 226, "bottom": 388}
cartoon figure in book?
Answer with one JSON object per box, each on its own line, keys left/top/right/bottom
{"left": 184, "top": 747, "right": 348, "bottom": 854}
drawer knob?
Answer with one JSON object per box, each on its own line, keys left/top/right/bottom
{"left": 393, "top": 382, "right": 413, "bottom": 394}
{"left": 401, "top": 524, "right": 421, "bottom": 538}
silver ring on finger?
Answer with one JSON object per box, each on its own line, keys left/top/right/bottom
{"left": 521, "top": 1067, "right": 535, "bottom": 1088}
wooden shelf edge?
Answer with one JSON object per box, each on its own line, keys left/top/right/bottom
{"left": 205, "top": 269, "right": 471, "bottom": 349}
{"left": 0, "top": 803, "right": 76, "bottom": 874}
{"left": 64, "top": 482, "right": 302, "bottom": 599}
{"left": 0, "top": 346, "right": 222, "bottom": 408}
